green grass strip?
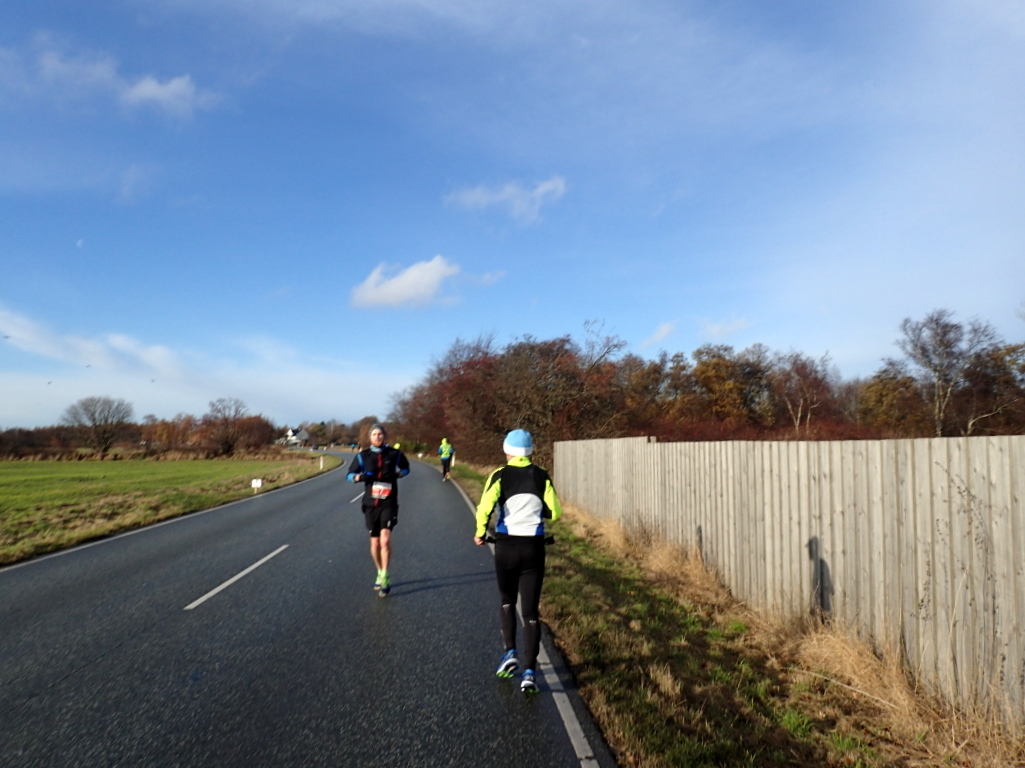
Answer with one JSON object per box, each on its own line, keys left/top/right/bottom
{"left": 0, "top": 454, "right": 340, "bottom": 565}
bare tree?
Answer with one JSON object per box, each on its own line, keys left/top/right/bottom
{"left": 61, "top": 396, "right": 134, "bottom": 456}
{"left": 204, "top": 397, "right": 249, "bottom": 455}
{"left": 897, "top": 309, "right": 998, "bottom": 437}
{"left": 769, "top": 351, "right": 832, "bottom": 434}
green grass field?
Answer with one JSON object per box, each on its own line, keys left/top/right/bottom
{"left": 0, "top": 454, "right": 341, "bottom": 565}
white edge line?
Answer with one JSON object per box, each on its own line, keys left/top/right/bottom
{"left": 184, "top": 544, "right": 289, "bottom": 610}
{"left": 452, "top": 477, "right": 599, "bottom": 767}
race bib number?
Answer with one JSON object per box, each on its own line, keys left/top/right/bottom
{"left": 371, "top": 482, "right": 393, "bottom": 500}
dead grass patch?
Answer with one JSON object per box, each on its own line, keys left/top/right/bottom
{"left": 547, "top": 503, "right": 1025, "bottom": 768}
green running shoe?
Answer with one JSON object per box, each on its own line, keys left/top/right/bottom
{"left": 496, "top": 649, "right": 519, "bottom": 678}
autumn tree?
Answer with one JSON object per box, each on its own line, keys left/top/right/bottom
{"left": 616, "top": 353, "right": 669, "bottom": 433}
{"left": 896, "top": 309, "right": 999, "bottom": 436}
{"left": 860, "top": 362, "right": 931, "bottom": 437}
{"left": 203, "top": 397, "right": 249, "bottom": 456}
{"left": 953, "top": 343, "right": 1025, "bottom": 435}
{"left": 61, "top": 396, "right": 134, "bottom": 456}
{"left": 235, "top": 415, "right": 279, "bottom": 451}
{"left": 690, "top": 344, "right": 773, "bottom": 426}
{"left": 768, "top": 352, "right": 832, "bottom": 435}
{"left": 391, "top": 331, "right": 628, "bottom": 465}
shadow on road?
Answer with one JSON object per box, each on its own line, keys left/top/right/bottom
{"left": 386, "top": 570, "right": 494, "bottom": 597}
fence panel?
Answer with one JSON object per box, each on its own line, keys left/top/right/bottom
{"left": 554, "top": 435, "right": 1025, "bottom": 724}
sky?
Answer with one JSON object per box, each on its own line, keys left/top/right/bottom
{"left": 2, "top": 0, "right": 1024, "bottom": 429}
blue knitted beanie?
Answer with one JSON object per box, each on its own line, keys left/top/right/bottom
{"left": 503, "top": 429, "right": 533, "bottom": 457}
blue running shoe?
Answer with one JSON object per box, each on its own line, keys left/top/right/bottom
{"left": 496, "top": 649, "right": 518, "bottom": 678}
{"left": 520, "top": 669, "right": 538, "bottom": 693}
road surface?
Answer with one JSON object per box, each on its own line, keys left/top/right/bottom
{"left": 0, "top": 456, "right": 615, "bottom": 767}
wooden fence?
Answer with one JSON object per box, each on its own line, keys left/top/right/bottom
{"left": 553, "top": 435, "right": 1025, "bottom": 724}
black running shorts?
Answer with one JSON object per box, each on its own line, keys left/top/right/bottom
{"left": 364, "top": 504, "right": 398, "bottom": 537}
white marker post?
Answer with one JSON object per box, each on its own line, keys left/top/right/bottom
{"left": 251, "top": 478, "right": 263, "bottom": 494}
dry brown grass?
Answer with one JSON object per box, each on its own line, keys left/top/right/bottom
{"left": 556, "top": 503, "right": 1025, "bottom": 768}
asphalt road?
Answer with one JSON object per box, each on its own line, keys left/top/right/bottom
{"left": 0, "top": 456, "right": 616, "bottom": 768}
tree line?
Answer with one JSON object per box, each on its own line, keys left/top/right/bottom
{"left": 3, "top": 308, "right": 1021, "bottom": 463}
{"left": 0, "top": 397, "right": 279, "bottom": 459}
{"left": 387, "top": 309, "right": 1025, "bottom": 467}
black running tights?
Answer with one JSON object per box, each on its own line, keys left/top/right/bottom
{"left": 494, "top": 536, "right": 546, "bottom": 672}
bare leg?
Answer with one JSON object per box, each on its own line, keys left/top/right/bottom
{"left": 370, "top": 535, "right": 383, "bottom": 571}
{"left": 379, "top": 527, "right": 392, "bottom": 573}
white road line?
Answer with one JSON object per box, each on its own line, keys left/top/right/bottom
{"left": 450, "top": 478, "right": 599, "bottom": 768}
{"left": 183, "top": 545, "right": 289, "bottom": 610}
{"left": 538, "top": 647, "right": 599, "bottom": 767}
{"left": 349, "top": 491, "right": 365, "bottom": 503}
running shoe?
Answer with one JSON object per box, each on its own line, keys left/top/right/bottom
{"left": 496, "top": 649, "right": 519, "bottom": 678}
{"left": 520, "top": 669, "right": 538, "bottom": 693}
{"left": 378, "top": 574, "right": 391, "bottom": 597}
{"left": 374, "top": 571, "right": 383, "bottom": 590}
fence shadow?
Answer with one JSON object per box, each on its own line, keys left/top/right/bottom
{"left": 807, "top": 536, "right": 833, "bottom": 619}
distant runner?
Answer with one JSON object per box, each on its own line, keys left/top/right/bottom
{"left": 347, "top": 423, "right": 409, "bottom": 597}
{"left": 474, "top": 429, "right": 562, "bottom": 693}
{"left": 438, "top": 438, "right": 455, "bottom": 481}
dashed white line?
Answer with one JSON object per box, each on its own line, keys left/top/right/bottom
{"left": 183, "top": 545, "right": 289, "bottom": 610}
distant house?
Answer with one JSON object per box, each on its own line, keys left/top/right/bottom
{"left": 281, "top": 428, "right": 311, "bottom": 447}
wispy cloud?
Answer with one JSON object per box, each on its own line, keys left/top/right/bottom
{"left": 641, "top": 321, "right": 676, "bottom": 349}
{"left": 446, "top": 176, "right": 567, "bottom": 224}
{"left": 0, "top": 35, "right": 219, "bottom": 119}
{"left": 0, "top": 306, "right": 184, "bottom": 376}
{"left": 0, "top": 305, "right": 417, "bottom": 427}
{"left": 700, "top": 317, "right": 751, "bottom": 341}
{"left": 120, "top": 73, "right": 215, "bottom": 118}
{"left": 349, "top": 255, "right": 460, "bottom": 308}
{"left": 145, "top": 0, "right": 531, "bottom": 34}
{"left": 476, "top": 270, "right": 506, "bottom": 286}
{"left": 119, "top": 164, "right": 157, "bottom": 202}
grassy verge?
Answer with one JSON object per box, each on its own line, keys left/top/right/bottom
{"left": 451, "top": 464, "right": 1024, "bottom": 768}
{"left": 0, "top": 451, "right": 341, "bottom": 566}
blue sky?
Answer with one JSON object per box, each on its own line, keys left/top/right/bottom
{"left": 2, "top": 0, "right": 1023, "bottom": 429}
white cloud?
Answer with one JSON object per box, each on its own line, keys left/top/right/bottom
{"left": 476, "top": 270, "right": 506, "bottom": 286}
{"left": 700, "top": 317, "right": 751, "bottom": 341}
{"left": 349, "top": 255, "right": 460, "bottom": 308}
{"left": 0, "top": 305, "right": 417, "bottom": 427}
{"left": 446, "top": 176, "right": 567, "bottom": 224}
{"left": 121, "top": 73, "right": 217, "bottom": 118}
{"left": 0, "top": 306, "right": 183, "bottom": 376}
{"left": 1, "top": 36, "right": 218, "bottom": 119}
{"left": 119, "top": 164, "right": 157, "bottom": 202}
{"left": 142, "top": 0, "right": 532, "bottom": 35}
{"left": 641, "top": 321, "right": 676, "bottom": 349}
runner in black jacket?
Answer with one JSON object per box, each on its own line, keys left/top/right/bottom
{"left": 347, "top": 423, "right": 409, "bottom": 597}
